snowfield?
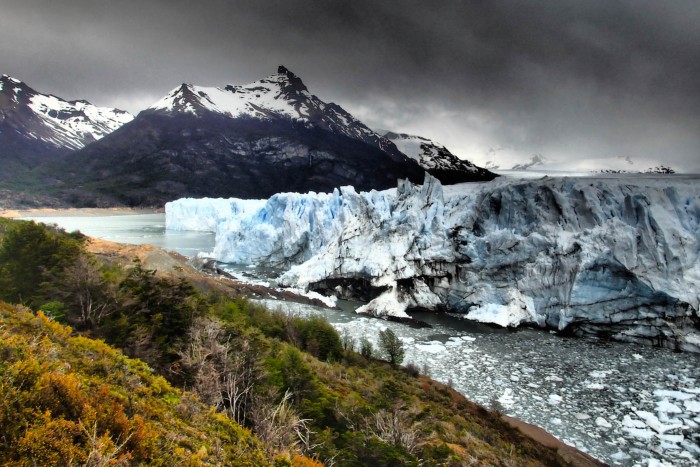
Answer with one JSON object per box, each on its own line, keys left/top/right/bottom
{"left": 166, "top": 173, "right": 700, "bottom": 351}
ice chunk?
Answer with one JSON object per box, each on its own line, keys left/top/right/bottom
{"left": 684, "top": 400, "right": 700, "bottom": 413}
{"left": 595, "top": 417, "right": 612, "bottom": 428}
{"left": 653, "top": 390, "right": 694, "bottom": 400}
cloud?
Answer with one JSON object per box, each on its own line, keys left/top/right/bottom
{"left": 1, "top": 0, "right": 698, "bottom": 170}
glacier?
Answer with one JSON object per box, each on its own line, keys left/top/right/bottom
{"left": 166, "top": 174, "right": 700, "bottom": 352}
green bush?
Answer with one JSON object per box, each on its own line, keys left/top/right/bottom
{"left": 294, "top": 316, "right": 343, "bottom": 361}
{"left": 0, "top": 221, "right": 84, "bottom": 307}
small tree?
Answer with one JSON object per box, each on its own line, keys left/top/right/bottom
{"left": 378, "top": 329, "right": 405, "bottom": 366}
{"left": 360, "top": 338, "right": 373, "bottom": 359}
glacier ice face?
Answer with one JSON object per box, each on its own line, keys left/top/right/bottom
{"left": 166, "top": 174, "right": 700, "bottom": 351}
{"left": 165, "top": 197, "right": 267, "bottom": 234}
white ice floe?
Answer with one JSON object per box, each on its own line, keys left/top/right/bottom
{"left": 653, "top": 390, "right": 695, "bottom": 401}
{"left": 498, "top": 388, "right": 516, "bottom": 407}
{"left": 684, "top": 400, "right": 700, "bottom": 413}
{"left": 548, "top": 394, "right": 563, "bottom": 405}
{"left": 595, "top": 417, "right": 612, "bottom": 428}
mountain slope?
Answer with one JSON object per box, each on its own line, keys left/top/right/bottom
{"left": 0, "top": 303, "right": 270, "bottom": 465}
{"left": 51, "top": 67, "right": 426, "bottom": 206}
{"left": 0, "top": 75, "right": 132, "bottom": 177}
{"left": 382, "top": 131, "right": 496, "bottom": 183}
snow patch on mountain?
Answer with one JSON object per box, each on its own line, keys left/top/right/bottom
{"left": 167, "top": 173, "right": 700, "bottom": 351}
{"left": 26, "top": 94, "right": 132, "bottom": 149}
{"left": 382, "top": 131, "right": 484, "bottom": 173}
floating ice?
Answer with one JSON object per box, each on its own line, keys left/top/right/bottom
{"left": 548, "top": 394, "right": 563, "bottom": 405}
{"left": 684, "top": 400, "right": 700, "bottom": 413}
{"left": 653, "top": 390, "right": 694, "bottom": 401}
{"left": 595, "top": 417, "right": 612, "bottom": 428}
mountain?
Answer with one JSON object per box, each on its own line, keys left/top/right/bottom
{"left": 381, "top": 131, "right": 496, "bottom": 183}
{"left": 510, "top": 154, "right": 547, "bottom": 171}
{"left": 51, "top": 67, "right": 428, "bottom": 206}
{"left": 0, "top": 74, "right": 132, "bottom": 178}
{"left": 486, "top": 152, "right": 677, "bottom": 174}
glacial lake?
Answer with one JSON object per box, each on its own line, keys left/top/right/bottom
{"left": 21, "top": 213, "right": 700, "bottom": 466}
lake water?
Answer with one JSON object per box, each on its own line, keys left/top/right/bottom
{"left": 22, "top": 213, "right": 700, "bottom": 466}
{"left": 20, "top": 213, "right": 215, "bottom": 257}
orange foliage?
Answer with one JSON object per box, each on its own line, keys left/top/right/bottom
{"left": 291, "top": 454, "right": 325, "bottom": 467}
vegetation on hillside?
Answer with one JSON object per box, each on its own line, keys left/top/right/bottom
{"left": 0, "top": 218, "right": 572, "bottom": 465}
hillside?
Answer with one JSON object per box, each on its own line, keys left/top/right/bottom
{"left": 0, "top": 217, "right": 600, "bottom": 465}
{"left": 0, "top": 303, "right": 269, "bottom": 465}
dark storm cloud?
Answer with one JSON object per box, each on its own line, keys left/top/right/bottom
{"left": 1, "top": 0, "right": 698, "bottom": 170}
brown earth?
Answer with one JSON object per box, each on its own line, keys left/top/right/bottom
{"left": 85, "top": 236, "right": 331, "bottom": 307}
{"left": 502, "top": 415, "right": 607, "bottom": 466}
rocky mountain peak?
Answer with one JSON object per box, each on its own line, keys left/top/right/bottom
{"left": 0, "top": 75, "right": 33, "bottom": 100}
{"left": 0, "top": 74, "right": 21, "bottom": 85}
{"left": 275, "top": 65, "right": 308, "bottom": 93}
{"left": 382, "top": 130, "right": 496, "bottom": 183}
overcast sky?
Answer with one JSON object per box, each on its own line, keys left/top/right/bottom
{"left": 2, "top": 0, "right": 698, "bottom": 171}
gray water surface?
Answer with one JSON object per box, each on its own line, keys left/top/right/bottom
{"left": 20, "top": 213, "right": 215, "bottom": 257}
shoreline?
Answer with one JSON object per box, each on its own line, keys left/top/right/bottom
{"left": 0, "top": 206, "right": 163, "bottom": 219}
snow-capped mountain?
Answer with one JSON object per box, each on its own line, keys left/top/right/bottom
{"left": 167, "top": 173, "right": 700, "bottom": 352}
{"left": 510, "top": 154, "right": 548, "bottom": 171}
{"left": 486, "top": 152, "right": 677, "bottom": 174}
{"left": 51, "top": 66, "right": 431, "bottom": 206}
{"left": 148, "top": 66, "right": 403, "bottom": 158}
{"left": 0, "top": 74, "right": 132, "bottom": 165}
{"left": 381, "top": 131, "right": 495, "bottom": 183}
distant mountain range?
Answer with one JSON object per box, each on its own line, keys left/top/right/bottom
{"left": 0, "top": 67, "right": 495, "bottom": 207}
{"left": 485, "top": 153, "right": 676, "bottom": 174}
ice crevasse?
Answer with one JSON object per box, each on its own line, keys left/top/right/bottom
{"left": 166, "top": 174, "right": 700, "bottom": 351}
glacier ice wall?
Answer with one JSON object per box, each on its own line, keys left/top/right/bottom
{"left": 166, "top": 174, "right": 700, "bottom": 351}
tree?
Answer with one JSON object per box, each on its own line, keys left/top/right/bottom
{"left": 0, "top": 221, "right": 83, "bottom": 307}
{"left": 53, "top": 253, "right": 116, "bottom": 328}
{"left": 378, "top": 329, "right": 404, "bottom": 366}
{"left": 360, "top": 338, "right": 373, "bottom": 359}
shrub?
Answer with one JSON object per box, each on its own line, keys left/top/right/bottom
{"left": 360, "top": 337, "right": 373, "bottom": 358}
{"left": 378, "top": 328, "right": 405, "bottom": 366}
{"left": 403, "top": 362, "right": 421, "bottom": 377}
{"left": 295, "top": 316, "right": 343, "bottom": 362}
{"left": 0, "top": 221, "right": 83, "bottom": 307}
